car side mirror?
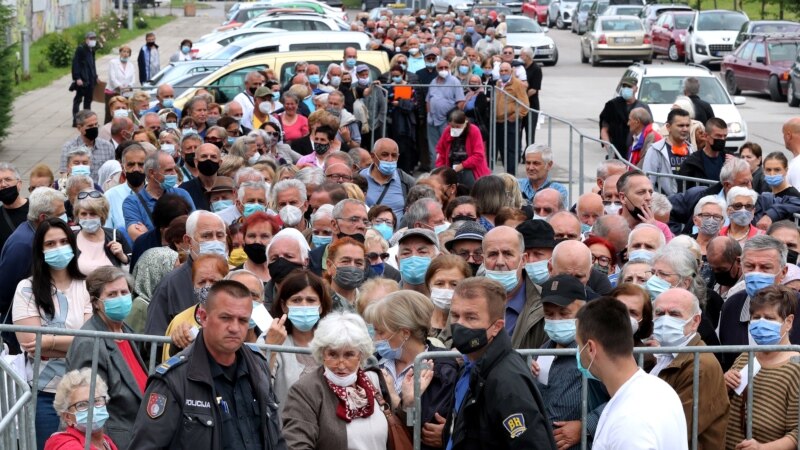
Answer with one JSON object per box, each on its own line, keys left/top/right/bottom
{"left": 733, "top": 96, "right": 746, "bottom": 105}
{"left": 687, "top": 25, "right": 693, "bottom": 32}
{"left": 755, "top": 56, "right": 766, "bottom": 64}
{"left": 543, "top": 27, "right": 549, "bottom": 32}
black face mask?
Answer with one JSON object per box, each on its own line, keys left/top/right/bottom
{"left": 713, "top": 269, "right": 738, "bottom": 287}
{"left": 710, "top": 139, "right": 726, "bottom": 153}
{"left": 452, "top": 215, "right": 476, "bottom": 223}
{"left": 340, "top": 82, "right": 352, "bottom": 90}
{"left": 627, "top": 204, "right": 646, "bottom": 222}
{"left": 268, "top": 257, "right": 303, "bottom": 284}
{"left": 248, "top": 87, "right": 258, "bottom": 96}
{"left": 147, "top": 41, "right": 156, "bottom": 47}
{"left": 337, "top": 231, "right": 365, "bottom": 244}
{"left": 197, "top": 159, "right": 220, "bottom": 177}
{"left": 468, "top": 262, "right": 482, "bottom": 276}
{"left": 84, "top": 126, "right": 99, "bottom": 141}
{"left": 0, "top": 185, "right": 19, "bottom": 205}
{"left": 314, "top": 143, "right": 330, "bottom": 156}
{"left": 184, "top": 153, "right": 196, "bottom": 168}
{"left": 789, "top": 249, "right": 799, "bottom": 266}
{"left": 243, "top": 243, "right": 267, "bottom": 265}
{"left": 451, "top": 323, "right": 490, "bottom": 354}
{"left": 126, "top": 171, "right": 146, "bottom": 188}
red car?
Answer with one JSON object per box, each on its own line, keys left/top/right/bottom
{"left": 650, "top": 11, "right": 693, "bottom": 62}
{"left": 722, "top": 35, "right": 800, "bottom": 101}
{"left": 522, "top": 0, "right": 551, "bottom": 25}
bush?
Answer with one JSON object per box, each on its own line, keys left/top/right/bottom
{"left": 135, "top": 16, "right": 149, "bottom": 29}
{"left": 44, "top": 33, "right": 73, "bottom": 68}
{"left": 0, "top": 6, "right": 16, "bottom": 139}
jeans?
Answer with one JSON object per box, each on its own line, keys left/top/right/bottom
{"left": 36, "top": 391, "right": 59, "bottom": 450}
{"left": 496, "top": 121, "right": 521, "bottom": 175}
{"left": 426, "top": 122, "right": 446, "bottom": 171}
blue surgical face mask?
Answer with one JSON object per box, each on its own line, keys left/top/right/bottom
{"left": 227, "top": 137, "right": 235, "bottom": 146}
{"left": 72, "top": 165, "right": 91, "bottom": 177}
{"left": 525, "top": 260, "right": 550, "bottom": 285}
{"left": 243, "top": 203, "right": 266, "bottom": 217}
{"left": 433, "top": 222, "right": 450, "bottom": 235}
{"left": 287, "top": 305, "right": 320, "bottom": 332}
{"left": 375, "top": 333, "right": 406, "bottom": 360}
{"left": 653, "top": 315, "right": 691, "bottom": 347}
{"left": 211, "top": 199, "right": 233, "bottom": 212}
{"left": 425, "top": 61, "right": 436, "bottom": 69}
{"left": 373, "top": 223, "right": 394, "bottom": 241}
{"left": 198, "top": 240, "right": 227, "bottom": 258}
{"left": 308, "top": 74, "right": 320, "bottom": 85}
{"left": 620, "top": 86, "right": 634, "bottom": 100}
{"left": 103, "top": 293, "right": 132, "bottom": 322}
{"left": 58, "top": 213, "right": 69, "bottom": 224}
{"left": 500, "top": 74, "right": 511, "bottom": 84}
{"left": 399, "top": 255, "right": 432, "bottom": 285}
{"left": 44, "top": 245, "right": 74, "bottom": 270}
{"left": 392, "top": 76, "right": 403, "bottom": 84}
{"left": 79, "top": 218, "right": 102, "bottom": 234}
{"left": 628, "top": 249, "right": 654, "bottom": 263}
{"left": 458, "top": 65, "right": 469, "bottom": 75}
{"left": 485, "top": 268, "right": 519, "bottom": 292}
{"left": 161, "top": 174, "right": 178, "bottom": 190}
{"left": 575, "top": 343, "right": 598, "bottom": 381}
{"left": 312, "top": 234, "right": 332, "bottom": 247}
{"left": 580, "top": 223, "right": 592, "bottom": 235}
{"left": 730, "top": 209, "right": 754, "bottom": 227}
{"left": 749, "top": 318, "right": 784, "bottom": 345}
{"left": 544, "top": 318, "right": 577, "bottom": 345}
{"left": 765, "top": 174, "right": 784, "bottom": 187}
{"left": 163, "top": 98, "right": 175, "bottom": 108}
{"left": 744, "top": 272, "right": 777, "bottom": 298}
{"left": 161, "top": 143, "right": 176, "bottom": 156}
{"left": 74, "top": 405, "right": 110, "bottom": 432}
{"left": 346, "top": 58, "right": 357, "bottom": 67}
{"left": 378, "top": 160, "right": 397, "bottom": 176}
{"left": 466, "top": 26, "right": 475, "bottom": 33}
{"left": 644, "top": 275, "right": 672, "bottom": 301}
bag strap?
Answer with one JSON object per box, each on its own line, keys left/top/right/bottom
{"left": 1, "top": 207, "right": 15, "bottom": 231}
{"left": 375, "top": 178, "right": 394, "bottom": 206}
{"left": 134, "top": 191, "right": 154, "bottom": 224}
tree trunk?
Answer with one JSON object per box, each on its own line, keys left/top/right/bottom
{"left": 761, "top": 0, "right": 766, "bottom": 19}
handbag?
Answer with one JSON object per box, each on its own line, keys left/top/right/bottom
{"left": 373, "top": 388, "right": 413, "bottom": 450}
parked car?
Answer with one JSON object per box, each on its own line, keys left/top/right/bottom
{"left": 650, "top": 11, "right": 694, "bottom": 61}
{"left": 204, "top": 31, "right": 372, "bottom": 61}
{"left": 685, "top": 9, "right": 749, "bottom": 65}
{"left": 174, "top": 50, "right": 391, "bottom": 108}
{"left": 551, "top": 0, "right": 579, "bottom": 29}
{"left": 143, "top": 60, "right": 227, "bottom": 89}
{"left": 571, "top": 0, "right": 593, "bottom": 34}
{"left": 585, "top": 0, "right": 644, "bottom": 32}
{"left": 722, "top": 34, "right": 799, "bottom": 101}
{"left": 602, "top": 5, "right": 641, "bottom": 17}
{"left": 734, "top": 20, "right": 800, "bottom": 48}
{"left": 495, "top": 0, "right": 524, "bottom": 15}
{"left": 193, "top": 28, "right": 285, "bottom": 59}
{"left": 471, "top": 3, "right": 513, "bottom": 17}
{"left": 619, "top": 64, "right": 747, "bottom": 151}
{"left": 240, "top": 11, "right": 350, "bottom": 32}
{"left": 522, "top": 0, "right": 552, "bottom": 25}
{"left": 368, "top": 5, "right": 415, "bottom": 19}
{"left": 580, "top": 15, "right": 652, "bottom": 65}
{"left": 505, "top": 15, "right": 559, "bottom": 65}
{"left": 639, "top": 3, "right": 692, "bottom": 31}
{"left": 221, "top": 3, "right": 284, "bottom": 30}
{"left": 429, "top": 0, "right": 473, "bottom": 14}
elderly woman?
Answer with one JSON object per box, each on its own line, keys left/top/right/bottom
{"left": 129, "top": 247, "right": 178, "bottom": 333}
{"left": 240, "top": 211, "right": 282, "bottom": 283}
{"left": 724, "top": 285, "right": 800, "bottom": 450}
{"left": 105, "top": 45, "right": 136, "bottom": 124}
{"left": 56, "top": 148, "right": 92, "bottom": 192}
{"left": 45, "top": 369, "right": 117, "bottom": 450}
{"left": 204, "top": 126, "right": 228, "bottom": 152}
{"left": 425, "top": 254, "right": 470, "bottom": 347}
{"left": 278, "top": 92, "right": 309, "bottom": 144}
{"left": 12, "top": 218, "right": 91, "bottom": 450}
{"left": 356, "top": 278, "right": 400, "bottom": 320}
{"left": 258, "top": 123, "right": 301, "bottom": 165}
{"left": 266, "top": 270, "right": 333, "bottom": 406}
{"left": 325, "top": 237, "right": 368, "bottom": 312}
{"left": 365, "top": 229, "right": 401, "bottom": 282}
{"left": 66, "top": 267, "right": 146, "bottom": 450}
{"left": 282, "top": 312, "right": 389, "bottom": 450}
{"left": 763, "top": 151, "right": 800, "bottom": 198}
{"left": 585, "top": 236, "right": 619, "bottom": 287}
{"left": 740, "top": 142, "right": 766, "bottom": 193}
{"left": 610, "top": 283, "right": 656, "bottom": 371}
{"left": 309, "top": 204, "right": 334, "bottom": 248}
{"left": 158, "top": 129, "right": 181, "bottom": 158}
{"left": 127, "top": 91, "right": 151, "bottom": 127}
{"left": 692, "top": 195, "right": 727, "bottom": 257}
{"left": 367, "top": 204, "right": 397, "bottom": 242}
{"left": 73, "top": 190, "right": 130, "bottom": 274}
{"left": 364, "top": 291, "right": 458, "bottom": 448}
{"left": 228, "top": 134, "right": 256, "bottom": 161}
{"left": 620, "top": 257, "right": 654, "bottom": 285}
{"left": 100, "top": 96, "right": 131, "bottom": 140}
{"left": 720, "top": 186, "right": 765, "bottom": 245}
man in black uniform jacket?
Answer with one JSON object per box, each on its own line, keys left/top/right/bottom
{"left": 446, "top": 277, "right": 556, "bottom": 450}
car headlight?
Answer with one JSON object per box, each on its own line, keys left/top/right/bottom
{"left": 677, "top": 34, "right": 684, "bottom": 42}
{"left": 548, "top": 43, "right": 554, "bottom": 49}
{"left": 728, "top": 122, "right": 742, "bottom": 134}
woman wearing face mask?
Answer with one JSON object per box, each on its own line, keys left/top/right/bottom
{"left": 435, "top": 109, "right": 490, "bottom": 190}
{"left": 364, "top": 291, "right": 458, "bottom": 449}
{"left": 258, "top": 123, "right": 301, "bottom": 165}
{"left": 45, "top": 370, "right": 117, "bottom": 450}
{"left": 325, "top": 237, "right": 368, "bottom": 312}
{"left": 453, "top": 57, "right": 472, "bottom": 85}
{"left": 238, "top": 212, "right": 281, "bottom": 283}
{"left": 127, "top": 91, "right": 151, "bottom": 128}
{"left": 73, "top": 191, "right": 130, "bottom": 274}
{"left": 585, "top": 236, "right": 619, "bottom": 287}
{"left": 265, "top": 270, "right": 332, "bottom": 407}
{"left": 691, "top": 196, "right": 727, "bottom": 262}
{"left": 610, "top": 283, "right": 656, "bottom": 371}
{"left": 425, "top": 254, "right": 470, "bottom": 348}
{"left": 158, "top": 129, "right": 181, "bottom": 158}
{"left": 720, "top": 186, "right": 764, "bottom": 245}
{"left": 105, "top": 45, "right": 135, "bottom": 124}
{"left": 169, "top": 38, "right": 194, "bottom": 62}
{"left": 386, "top": 64, "right": 419, "bottom": 174}
{"left": 283, "top": 312, "right": 389, "bottom": 450}
{"left": 339, "top": 73, "right": 356, "bottom": 113}
{"left": 763, "top": 152, "right": 800, "bottom": 198}
{"left": 723, "top": 285, "right": 800, "bottom": 450}
{"left": 12, "top": 218, "right": 91, "bottom": 450}
{"left": 65, "top": 267, "right": 145, "bottom": 450}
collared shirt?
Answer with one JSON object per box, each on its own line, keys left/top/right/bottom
{"left": 122, "top": 184, "right": 196, "bottom": 230}
{"left": 208, "top": 354, "right": 264, "bottom": 450}
{"left": 505, "top": 280, "right": 526, "bottom": 337}
{"left": 378, "top": 345, "right": 429, "bottom": 394}
{"left": 60, "top": 135, "right": 116, "bottom": 184}
{"left": 426, "top": 75, "right": 465, "bottom": 126}
{"left": 179, "top": 162, "right": 196, "bottom": 183}
{"left": 104, "top": 182, "right": 134, "bottom": 230}
{"left": 331, "top": 289, "right": 356, "bottom": 313}
{"left": 518, "top": 176, "right": 569, "bottom": 208}
{"left": 360, "top": 166, "right": 405, "bottom": 222}
{"left": 649, "top": 333, "right": 695, "bottom": 377}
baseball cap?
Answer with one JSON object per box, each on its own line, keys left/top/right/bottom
{"left": 621, "top": 76, "right": 638, "bottom": 87}
{"left": 398, "top": 228, "right": 440, "bottom": 250}
{"left": 424, "top": 48, "right": 438, "bottom": 58}
{"left": 516, "top": 220, "right": 557, "bottom": 250}
{"left": 208, "top": 176, "right": 235, "bottom": 194}
{"left": 254, "top": 86, "right": 273, "bottom": 98}
{"left": 541, "top": 274, "right": 587, "bottom": 306}
{"left": 445, "top": 221, "right": 487, "bottom": 252}
{"left": 356, "top": 64, "right": 369, "bottom": 73}
{"left": 85, "top": 31, "right": 97, "bottom": 39}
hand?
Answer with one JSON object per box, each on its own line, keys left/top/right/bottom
{"left": 724, "top": 153, "right": 735, "bottom": 163}
{"left": 421, "top": 412, "right": 446, "bottom": 447}
{"left": 400, "top": 360, "right": 434, "bottom": 407}
{"left": 756, "top": 215, "right": 772, "bottom": 231}
{"left": 380, "top": 368, "right": 401, "bottom": 408}
{"left": 453, "top": 164, "right": 463, "bottom": 172}
{"left": 724, "top": 369, "right": 742, "bottom": 391}
{"left": 19, "top": 337, "right": 40, "bottom": 354}
{"left": 170, "top": 323, "right": 194, "bottom": 349}
{"left": 636, "top": 203, "right": 657, "bottom": 225}
{"left": 265, "top": 314, "right": 288, "bottom": 346}
{"left": 553, "top": 420, "right": 581, "bottom": 450}
{"left": 507, "top": 114, "right": 516, "bottom": 122}
{"left": 339, "top": 126, "right": 351, "bottom": 143}
{"left": 76, "top": 79, "right": 84, "bottom": 87}
{"left": 530, "top": 359, "right": 540, "bottom": 377}
{"left": 735, "top": 439, "right": 763, "bottom": 450}
{"left": 107, "top": 241, "right": 125, "bottom": 259}
{"left": 132, "top": 223, "right": 147, "bottom": 235}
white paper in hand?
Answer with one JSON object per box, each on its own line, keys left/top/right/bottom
{"left": 537, "top": 355, "right": 555, "bottom": 386}
{"left": 735, "top": 358, "right": 762, "bottom": 395}
{"left": 250, "top": 303, "right": 273, "bottom": 332}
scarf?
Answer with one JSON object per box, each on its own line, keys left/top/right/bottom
{"left": 324, "top": 368, "right": 375, "bottom": 422}
{"left": 132, "top": 247, "right": 179, "bottom": 302}
{"left": 628, "top": 123, "right": 661, "bottom": 166}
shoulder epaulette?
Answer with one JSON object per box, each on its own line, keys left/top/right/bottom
{"left": 155, "top": 354, "right": 188, "bottom": 375}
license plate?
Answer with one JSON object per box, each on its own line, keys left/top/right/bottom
{"left": 713, "top": 51, "right": 731, "bottom": 57}
{"left": 537, "top": 48, "right": 553, "bottom": 55}
{"left": 615, "top": 37, "right": 634, "bottom": 44}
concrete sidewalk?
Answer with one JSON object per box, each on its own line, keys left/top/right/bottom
{"left": 0, "top": 3, "right": 226, "bottom": 181}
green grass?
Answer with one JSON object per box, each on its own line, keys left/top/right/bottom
{"left": 168, "top": 0, "right": 213, "bottom": 9}
{"left": 15, "top": 14, "right": 174, "bottom": 95}
{"left": 342, "top": 0, "right": 360, "bottom": 10}
{"left": 692, "top": 0, "right": 799, "bottom": 20}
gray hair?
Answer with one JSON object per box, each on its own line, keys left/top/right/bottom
{"left": 405, "top": 198, "right": 440, "bottom": 227}
{"left": 653, "top": 245, "right": 706, "bottom": 309}
{"left": 225, "top": 269, "right": 264, "bottom": 298}
{"left": 28, "top": 187, "right": 66, "bottom": 222}
{"left": 267, "top": 227, "right": 310, "bottom": 260}
{"left": 238, "top": 181, "right": 268, "bottom": 202}
{"left": 181, "top": 132, "right": 203, "bottom": 146}
{"left": 720, "top": 157, "right": 750, "bottom": 184}
{"left": 324, "top": 151, "right": 354, "bottom": 170}
{"left": 184, "top": 96, "right": 209, "bottom": 116}
{"left": 64, "top": 175, "right": 94, "bottom": 193}
{"left": 282, "top": 91, "right": 301, "bottom": 104}
{"left": 228, "top": 136, "right": 254, "bottom": 159}
{"left": 66, "top": 146, "right": 90, "bottom": 164}
{"left": 310, "top": 311, "right": 374, "bottom": 365}
{"left": 143, "top": 151, "right": 165, "bottom": 175}
{"left": 73, "top": 189, "right": 110, "bottom": 223}
{"left": 726, "top": 186, "right": 758, "bottom": 206}
{"left": 311, "top": 204, "right": 334, "bottom": 223}
{"left": 332, "top": 198, "right": 367, "bottom": 219}
{"left": 234, "top": 167, "right": 266, "bottom": 186}
{"left": 684, "top": 76, "right": 700, "bottom": 96}
{"left": 672, "top": 95, "right": 695, "bottom": 119}
{"left": 519, "top": 46, "right": 535, "bottom": 59}
{"left": 185, "top": 210, "right": 225, "bottom": 239}
{"left": 0, "top": 162, "right": 21, "bottom": 180}
{"left": 627, "top": 223, "right": 666, "bottom": 249}
{"left": 295, "top": 167, "right": 325, "bottom": 186}
{"left": 271, "top": 179, "right": 307, "bottom": 207}
{"left": 596, "top": 159, "right": 628, "bottom": 179}
{"left": 121, "top": 144, "right": 147, "bottom": 165}
{"left": 142, "top": 112, "right": 160, "bottom": 123}
{"left": 650, "top": 192, "right": 672, "bottom": 218}
{"left": 629, "top": 107, "right": 652, "bottom": 126}
{"left": 406, "top": 184, "right": 437, "bottom": 206}
{"left": 523, "top": 143, "right": 553, "bottom": 164}
{"left": 53, "top": 368, "right": 109, "bottom": 427}
{"left": 693, "top": 195, "right": 727, "bottom": 218}
{"left": 743, "top": 235, "right": 788, "bottom": 269}
{"left": 74, "top": 110, "right": 96, "bottom": 127}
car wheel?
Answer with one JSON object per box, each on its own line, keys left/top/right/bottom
{"left": 725, "top": 71, "right": 741, "bottom": 96}
{"left": 789, "top": 81, "right": 800, "bottom": 107}
{"left": 580, "top": 44, "right": 588, "bottom": 63}
{"left": 590, "top": 47, "right": 600, "bottom": 66}
{"left": 556, "top": 15, "right": 565, "bottom": 29}
{"left": 668, "top": 42, "right": 680, "bottom": 62}
{"left": 547, "top": 12, "right": 554, "bottom": 27}
{"left": 768, "top": 75, "right": 785, "bottom": 102}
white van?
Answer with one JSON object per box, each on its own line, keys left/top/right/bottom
{"left": 204, "top": 31, "right": 372, "bottom": 61}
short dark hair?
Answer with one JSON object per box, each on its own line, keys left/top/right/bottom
{"left": 705, "top": 117, "right": 728, "bottom": 133}
{"left": 576, "top": 296, "right": 634, "bottom": 359}
{"left": 273, "top": 270, "right": 332, "bottom": 334}
{"left": 609, "top": 283, "right": 653, "bottom": 341}
{"left": 767, "top": 220, "right": 800, "bottom": 238}
{"left": 763, "top": 151, "right": 789, "bottom": 171}
{"left": 453, "top": 277, "right": 506, "bottom": 321}
{"left": 751, "top": 285, "right": 797, "bottom": 320}
{"left": 153, "top": 194, "right": 192, "bottom": 229}
{"left": 206, "top": 280, "right": 251, "bottom": 311}
{"left": 316, "top": 181, "right": 348, "bottom": 205}
{"left": 667, "top": 108, "right": 690, "bottom": 125}
{"left": 445, "top": 195, "right": 480, "bottom": 220}
{"left": 616, "top": 169, "right": 645, "bottom": 195}
{"left": 314, "top": 125, "right": 336, "bottom": 141}
{"left": 116, "top": 140, "right": 140, "bottom": 162}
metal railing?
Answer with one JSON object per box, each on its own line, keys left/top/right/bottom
{"left": 0, "top": 354, "right": 35, "bottom": 450}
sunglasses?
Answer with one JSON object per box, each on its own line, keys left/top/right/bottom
{"left": 367, "top": 252, "right": 390, "bottom": 260}
{"left": 77, "top": 191, "right": 102, "bottom": 200}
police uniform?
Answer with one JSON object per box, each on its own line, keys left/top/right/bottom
{"left": 447, "top": 331, "right": 557, "bottom": 450}
{"left": 129, "top": 330, "right": 286, "bottom": 450}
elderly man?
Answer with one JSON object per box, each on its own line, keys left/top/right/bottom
{"left": 107, "top": 116, "right": 134, "bottom": 148}
{"left": 309, "top": 199, "right": 369, "bottom": 275}
{"left": 576, "top": 193, "right": 604, "bottom": 234}
{"left": 145, "top": 210, "right": 228, "bottom": 336}
{"left": 341, "top": 47, "right": 358, "bottom": 77}
{"left": 627, "top": 107, "right": 660, "bottom": 167}
{"left": 396, "top": 228, "right": 440, "bottom": 293}
{"left": 179, "top": 143, "right": 222, "bottom": 211}
{"left": 594, "top": 159, "right": 627, "bottom": 195}
{"left": 405, "top": 198, "right": 448, "bottom": 234}
{"left": 680, "top": 118, "right": 728, "bottom": 185}
{"left": 517, "top": 219, "right": 559, "bottom": 286}
{"left": 495, "top": 62, "right": 529, "bottom": 175}
{"left": 445, "top": 221, "right": 487, "bottom": 275}
{"left": 426, "top": 58, "right": 465, "bottom": 172}
{"left": 518, "top": 144, "right": 568, "bottom": 206}
{"left": 492, "top": 46, "right": 527, "bottom": 83}
{"left": 483, "top": 225, "right": 547, "bottom": 349}
{"left": 617, "top": 170, "right": 673, "bottom": 241}
{"left": 549, "top": 240, "right": 601, "bottom": 297}
{"left": 272, "top": 179, "right": 310, "bottom": 232}
{"left": 146, "top": 84, "right": 180, "bottom": 117}
{"left": 549, "top": 211, "right": 582, "bottom": 241}
{"left": 601, "top": 173, "right": 623, "bottom": 214}
{"left": 323, "top": 152, "right": 354, "bottom": 184}
{"left": 207, "top": 177, "right": 236, "bottom": 213}
{"left": 141, "top": 112, "right": 162, "bottom": 137}
{"left": 406, "top": 37, "right": 425, "bottom": 72}
{"left": 177, "top": 132, "right": 202, "bottom": 182}
{"left": 533, "top": 188, "right": 563, "bottom": 220}
{"left": 592, "top": 214, "right": 631, "bottom": 260}
{"left": 327, "top": 91, "right": 361, "bottom": 149}
{"left": 264, "top": 228, "right": 311, "bottom": 308}
{"left": 651, "top": 288, "right": 729, "bottom": 450}
{"left": 641, "top": 108, "right": 693, "bottom": 196}
{"left": 769, "top": 220, "right": 800, "bottom": 265}
{"left": 60, "top": 110, "right": 115, "bottom": 183}
{"left": 360, "top": 138, "right": 416, "bottom": 222}
{"left": 104, "top": 144, "right": 147, "bottom": 232}
{"left": 705, "top": 236, "right": 743, "bottom": 300}
{"left": 321, "top": 63, "right": 343, "bottom": 90}
{"left": 233, "top": 71, "right": 265, "bottom": 117}
{"left": 218, "top": 181, "right": 268, "bottom": 226}
{"left": 627, "top": 223, "right": 666, "bottom": 263}
{"left": 473, "top": 26, "right": 503, "bottom": 55}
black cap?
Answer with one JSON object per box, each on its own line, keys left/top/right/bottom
{"left": 516, "top": 219, "right": 557, "bottom": 250}
{"left": 541, "top": 274, "right": 587, "bottom": 306}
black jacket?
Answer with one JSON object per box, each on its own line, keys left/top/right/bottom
{"left": 689, "top": 94, "right": 715, "bottom": 125}
{"left": 129, "top": 330, "right": 286, "bottom": 450}
{"left": 678, "top": 148, "right": 726, "bottom": 189}
{"left": 179, "top": 176, "right": 211, "bottom": 211}
{"left": 599, "top": 97, "right": 650, "bottom": 159}
{"left": 137, "top": 44, "right": 159, "bottom": 84}
{"left": 289, "top": 135, "right": 313, "bottom": 156}
{"left": 71, "top": 43, "right": 97, "bottom": 86}
{"left": 448, "top": 331, "right": 556, "bottom": 450}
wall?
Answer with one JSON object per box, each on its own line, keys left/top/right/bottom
{"left": 13, "top": 0, "right": 113, "bottom": 42}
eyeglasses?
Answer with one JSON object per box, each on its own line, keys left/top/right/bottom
{"left": 77, "top": 191, "right": 102, "bottom": 200}
{"left": 336, "top": 216, "right": 371, "bottom": 226}
{"left": 68, "top": 396, "right": 107, "bottom": 412}
{"left": 367, "top": 252, "right": 390, "bottom": 261}
{"left": 325, "top": 173, "right": 352, "bottom": 182}
{"left": 592, "top": 255, "right": 612, "bottom": 266}
{"left": 502, "top": 51, "right": 514, "bottom": 55}
{"left": 322, "top": 350, "right": 360, "bottom": 363}
{"left": 0, "top": 177, "right": 19, "bottom": 186}
{"left": 266, "top": 131, "right": 280, "bottom": 137}
{"left": 653, "top": 270, "right": 678, "bottom": 280}
{"left": 729, "top": 203, "right": 755, "bottom": 212}
{"left": 697, "top": 213, "right": 724, "bottom": 222}
{"left": 456, "top": 250, "right": 483, "bottom": 262}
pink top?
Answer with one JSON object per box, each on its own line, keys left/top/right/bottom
{"left": 720, "top": 224, "right": 764, "bottom": 245}
{"left": 296, "top": 152, "right": 325, "bottom": 168}
{"left": 278, "top": 113, "right": 309, "bottom": 143}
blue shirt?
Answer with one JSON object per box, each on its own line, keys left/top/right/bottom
{"left": 360, "top": 167, "right": 405, "bottom": 222}
{"left": 122, "top": 185, "right": 195, "bottom": 231}
{"left": 104, "top": 182, "right": 134, "bottom": 230}
{"left": 426, "top": 75, "right": 465, "bottom": 126}
{"left": 518, "top": 176, "right": 569, "bottom": 208}
{"left": 505, "top": 280, "right": 527, "bottom": 337}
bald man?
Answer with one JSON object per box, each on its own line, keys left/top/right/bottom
{"left": 533, "top": 188, "right": 563, "bottom": 220}
{"left": 482, "top": 226, "right": 547, "bottom": 349}
{"left": 549, "top": 211, "right": 582, "bottom": 241}
{"left": 601, "top": 173, "right": 622, "bottom": 214}
{"left": 576, "top": 192, "right": 604, "bottom": 232}
{"left": 785, "top": 118, "right": 800, "bottom": 188}
{"left": 592, "top": 214, "right": 631, "bottom": 258}
{"left": 548, "top": 240, "right": 609, "bottom": 298}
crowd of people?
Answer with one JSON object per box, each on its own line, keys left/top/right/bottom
{"left": 3, "top": 5, "right": 800, "bottom": 450}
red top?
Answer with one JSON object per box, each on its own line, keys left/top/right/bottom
{"left": 44, "top": 426, "right": 118, "bottom": 450}
{"left": 434, "top": 123, "right": 492, "bottom": 179}
{"left": 116, "top": 340, "right": 147, "bottom": 393}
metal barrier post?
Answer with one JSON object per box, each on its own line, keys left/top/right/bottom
{"left": 547, "top": 115, "right": 553, "bottom": 149}
{"left": 83, "top": 337, "right": 101, "bottom": 450}
{"left": 746, "top": 351, "right": 754, "bottom": 439}
{"left": 580, "top": 375, "right": 588, "bottom": 450}
{"left": 489, "top": 90, "right": 496, "bottom": 171}
{"left": 568, "top": 126, "right": 574, "bottom": 206}
{"left": 578, "top": 135, "right": 585, "bottom": 198}
{"left": 31, "top": 331, "right": 42, "bottom": 448}
{"left": 691, "top": 352, "right": 699, "bottom": 450}
{"left": 149, "top": 343, "right": 158, "bottom": 374}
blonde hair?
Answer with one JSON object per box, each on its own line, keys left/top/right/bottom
{"left": 219, "top": 155, "right": 245, "bottom": 178}
{"left": 73, "top": 191, "right": 111, "bottom": 224}
{"left": 53, "top": 368, "right": 109, "bottom": 427}
{"left": 363, "top": 290, "right": 433, "bottom": 342}
{"left": 108, "top": 95, "right": 128, "bottom": 110}
{"left": 129, "top": 90, "right": 150, "bottom": 109}
{"left": 498, "top": 173, "right": 525, "bottom": 208}
{"left": 341, "top": 182, "right": 365, "bottom": 202}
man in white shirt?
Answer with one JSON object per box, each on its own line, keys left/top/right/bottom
{"left": 783, "top": 118, "right": 800, "bottom": 189}
{"left": 232, "top": 71, "right": 265, "bottom": 121}
{"left": 576, "top": 296, "right": 688, "bottom": 450}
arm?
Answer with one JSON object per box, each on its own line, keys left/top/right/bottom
{"left": 128, "top": 377, "right": 181, "bottom": 450}
{"left": 15, "top": 316, "right": 74, "bottom": 357}
{"left": 72, "top": 46, "right": 83, "bottom": 82}
{"left": 0, "top": 241, "right": 32, "bottom": 314}
{"left": 461, "top": 126, "right": 486, "bottom": 170}
{"left": 281, "top": 382, "right": 321, "bottom": 450}
{"left": 435, "top": 132, "right": 448, "bottom": 168}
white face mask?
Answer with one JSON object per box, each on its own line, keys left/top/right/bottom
{"left": 630, "top": 316, "right": 640, "bottom": 334}
{"left": 259, "top": 102, "right": 272, "bottom": 115}
{"left": 324, "top": 367, "right": 357, "bottom": 387}
{"left": 430, "top": 288, "right": 454, "bottom": 310}
{"left": 438, "top": 70, "right": 450, "bottom": 79}
{"left": 450, "top": 126, "right": 465, "bottom": 138}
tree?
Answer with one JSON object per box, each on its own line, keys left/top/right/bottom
{"left": 0, "top": 5, "right": 16, "bottom": 141}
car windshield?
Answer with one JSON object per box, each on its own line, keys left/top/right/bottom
{"left": 507, "top": 18, "right": 542, "bottom": 33}
{"left": 579, "top": 2, "right": 592, "bottom": 11}
{"left": 674, "top": 14, "right": 692, "bottom": 29}
{"left": 768, "top": 42, "right": 800, "bottom": 62}
{"left": 537, "top": 0, "right": 551, "bottom": 5}
{"left": 207, "top": 45, "right": 243, "bottom": 60}
{"left": 601, "top": 18, "right": 643, "bottom": 31}
{"left": 639, "top": 76, "right": 730, "bottom": 105}
{"left": 612, "top": 6, "right": 641, "bottom": 15}
{"left": 752, "top": 23, "right": 800, "bottom": 34}
{"left": 696, "top": 12, "right": 747, "bottom": 31}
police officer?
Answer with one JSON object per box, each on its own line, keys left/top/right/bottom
{"left": 129, "top": 280, "right": 286, "bottom": 450}
{"left": 446, "top": 277, "right": 556, "bottom": 450}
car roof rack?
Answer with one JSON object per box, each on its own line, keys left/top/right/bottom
{"left": 631, "top": 61, "right": 648, "bottom": 74}
{"left": 686, "top": 62, "right": 711, "bottom": 73}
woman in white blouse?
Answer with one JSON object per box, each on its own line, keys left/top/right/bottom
{"left": 105, "top": 45, "right": 136, "bottom": 124}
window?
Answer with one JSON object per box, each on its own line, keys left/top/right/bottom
{"left": 751, "top": 42, "right": 766, "bottom": 62}
{"left": 210, "top": 65, "right": 266, "bottom": 104}
{"left": 739, "top": 42, "right": 755, "bottom": 60}
{"left": 768, "top": 42, "right": 800, "bottom": 63}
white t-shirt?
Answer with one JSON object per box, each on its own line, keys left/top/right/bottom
{"left": 345, "top": 371, "right": 388, "bottom": 450}
{"left": 787, "top": 155, "right": 800, "bottom": 190}
{"left": 593, "top": 369, "right": 688, "bottom": 450}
